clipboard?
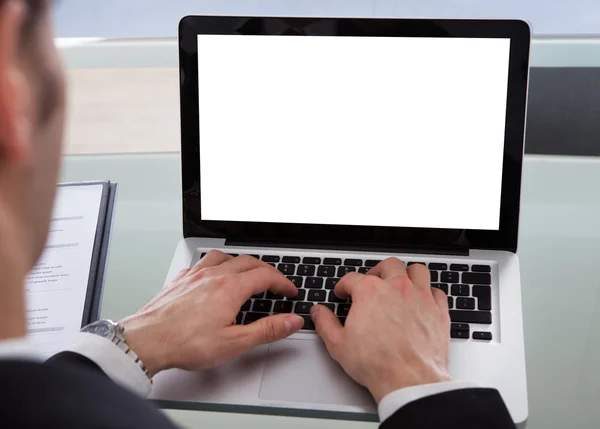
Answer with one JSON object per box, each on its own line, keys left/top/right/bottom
{"left": 26, "top": 181, "right": 117, "bottom": 357}
{"left": 53, "top": 181, "right": 118, "bottom": 327}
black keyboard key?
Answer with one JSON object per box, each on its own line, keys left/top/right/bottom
{"left": 273, "top": 300, "right": 293, "bottom": 313}
{"left": 328, "top": 290, "right": 346, "bottom": 303}
{"left": 365, "top": 259, "right": 382, "bottom": 267}
{"left": 300, "top": 315, "right": 315, "bottom": 330}
{"left": 322, "top": 303, "right": 335, "bottom": 311}
{"left": 308, "top": 290, "right": 327, "bottom": 302}
{"left": 441, "top": 271, "right": 459, "bottom": 283}
{"left": 358, "top": 267, "right": 370, "bottom": 274}
{"left": 472, "top": 265, "right": 491, "bottom": 273}
{"left": 450, "top": 264, "right": 469, "bottom": 272}
{"left": 262, "top": 255, "right": 280, "bottom": 263}
{"left": 286, "top": 276, "right": 303, "bottom": 288}
{"left": 344, "top": 258, "right": 363, "bottom": 266}
{"left": 277, "top": 263, "right": 296, "bottom": 275}
{"left": 303, "top": 257, "right": 321, "bottom": 264}
{"left": 462, "top": 272, "right": 492, "bottom": 285}
{"left": 241, "top": 300, "right": 251, "bottom": 311}
{"left": 201, "top": 252, "right": 207, "bottom": 258}
{"left": 456, "top": 297, "right": 476, "bottom": 310}
{"left": 451, "top": 323, "right": 470, "bottom": 332}
{"left": 244, "top": 312, "right": 268, "bottom": 324}
{"left": 337, "top": 303, "right": 351, "bottom": 317}
{"left": 337, "top": 266, "right": 356, "bottom": 277}
{"left": 473, "top": 286, "right": 492, "bottom": 311}
{"left": 451, "top": 284, "right": 470, "bottom": 296}
{"left": 294, "top": 302, "right": 314, "bottom": 314}
{"left": 430, "top": 271, "right": 439, "bottom": 282}
{"left": 317, "top": 265, "right": 336, "bottom": 277}
{"left": 236, "top": 312, "right": 243, "bottom": 324}
{"left": 305, "top": 277, "right": 324, "bottom": 289}
{"left": 429, "top": 262, "right": 447, "bottom": 270}
{"left": 432, "top": 283, "right": 448, "bottom": 294}
{"left": 323, "top": 258, "right": 342, "bottom": 265}
{"left": 288, "top": 289, "right": 306, "bottom": 301}
{"left": 451, "top": 330, "right": 469, "bottom": 339}
{"left": 227, "top": 253, "right": 239, "bottom": 257}
{"left": 450, "top": 310, "right": 492, "bottom": 324}
{"left": 297, "top": 264, "right": 316, "bottom": 276}
{"left": 267, "top": 263, "right": 276, "bottom": 267}
{"left": 408, "top": 261, "right": 426, "bottom": 266}
{"left": 325, "top": 278, "right": 340, "bottom": 290}
{"left": 266, "top": 291, "right": 284, "bottom": 300}
{"left": 282, "top": 256, "right": 301, "bottom": 263}
{"left": 338, "top": 317, "right": 347, "bottom": 326}
{"left": 473, "top": 331, "right": 493, "bottom": 341}
{"left": 252, "top": 300, "right": 273, "bottom": 313}
{"left": 252, "top": 291, "right": 265, "bottom": 299}
{"left": 448, "top": 296, "right": 453, "bottom": 308}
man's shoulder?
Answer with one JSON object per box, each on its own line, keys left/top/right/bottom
{"left": 0, "top": 358, "right": 176, "bottom": 429}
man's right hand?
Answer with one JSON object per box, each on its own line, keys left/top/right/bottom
{"left": 119, "top": 251, "right": 303, "bottom": 376}
{"left": 310, "top": 258, "right": 452, "bottom": 403}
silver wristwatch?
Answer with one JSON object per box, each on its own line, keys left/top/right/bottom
{"left": 81, "top": 319, "right": 152, "bottom": 382}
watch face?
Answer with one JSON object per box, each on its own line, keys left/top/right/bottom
{"left": 83, "top": 321, "right": 112, "bottom": 338}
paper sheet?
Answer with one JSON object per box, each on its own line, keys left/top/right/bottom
{"left": 25, "top": 184, "right": 105, "bottom": 358}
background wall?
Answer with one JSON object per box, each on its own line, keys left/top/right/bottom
{"left": 53, "top": 0, "right": 600, "bottom": 38}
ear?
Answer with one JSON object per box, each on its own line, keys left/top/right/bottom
{"left": 0, "top": 0, "right": 31, "bottom": 166}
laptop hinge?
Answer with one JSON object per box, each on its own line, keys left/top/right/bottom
{"left": 224, "top": 239, "right": 469, "bottom": 257}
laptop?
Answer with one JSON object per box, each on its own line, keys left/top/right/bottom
{"left": 151, "top": 16, "right": 530, "bottom": 424}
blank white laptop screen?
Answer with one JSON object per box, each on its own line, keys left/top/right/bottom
{"left": 197, "top": 34, "right": 511, "bottom": 231}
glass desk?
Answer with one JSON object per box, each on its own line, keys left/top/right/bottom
{"left": 60, "top": 152, "right": 600, "bottom": 429}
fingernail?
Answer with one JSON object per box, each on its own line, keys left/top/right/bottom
{"left": 284, "top": 315, "right": 304, "bottom": 335}
{"left": 310, "top": 305, "right": 319, "bottom": 320}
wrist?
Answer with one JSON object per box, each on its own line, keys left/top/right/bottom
{"left": 119, "top": 315, "right": 168, "bottom": 377}
{"left": 368, "top": 366, "right": 453, "bottom": 404}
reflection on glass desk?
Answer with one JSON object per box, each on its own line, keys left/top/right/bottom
{"left": 60, "top": 153, "right": 600, "bottom": 429}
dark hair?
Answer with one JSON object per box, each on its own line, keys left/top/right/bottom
{"left": 0, "top": 0, "right": 46, "bottom": 35}
{"left": 24, "top": 0, "right": 45, "bottom": 34}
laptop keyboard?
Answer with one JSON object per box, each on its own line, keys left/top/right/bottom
{"left": 201, "top": 252, "right": 493, "bottom": 341}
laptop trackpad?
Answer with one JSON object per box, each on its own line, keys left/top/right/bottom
{"left": 259, "top": 338, "right": 373, "bottom": 407}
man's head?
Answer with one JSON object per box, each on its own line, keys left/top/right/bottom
{"left": 0, "top": 0, "right": 65, "bottom": 267}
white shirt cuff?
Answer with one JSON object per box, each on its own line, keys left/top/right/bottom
{"left": 378, "top": 380, "right": 480, "bottom": 422}
{"left": 63, "top": 332, "right": 152, "bottom": 398}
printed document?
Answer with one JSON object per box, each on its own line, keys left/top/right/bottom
{"left": 25, "top": 184, "right": 104, "bottom": 358}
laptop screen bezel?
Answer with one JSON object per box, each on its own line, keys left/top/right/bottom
{"left": 179, "top": 16, "right": 530, "bottom": 253}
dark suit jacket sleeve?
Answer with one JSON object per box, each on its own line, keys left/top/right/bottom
{"left": 380, "top": 388, "right": 517, "bottom": 429}
{"left": 46, "top": 350, "right": 107, "bottom": 373}
{"left": 0, "top": 352, "right": 177, "bottom": 429}
{"left": 21, "top": 352, "right": 515, "bottom": 429}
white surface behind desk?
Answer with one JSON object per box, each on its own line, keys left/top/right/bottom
{"left": 59, "top": 153, "right": 600, "bottom": 429}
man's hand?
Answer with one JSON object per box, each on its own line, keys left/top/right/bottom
{"left": 119, "top": 251, "right": 304, "bottom": 376}
{"left": 311, "top": 258, "right": 452, "bottom": 403}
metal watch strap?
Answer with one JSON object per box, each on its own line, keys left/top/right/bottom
{"left": 113, "top": 324, "right": 153, "bottom": 382}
